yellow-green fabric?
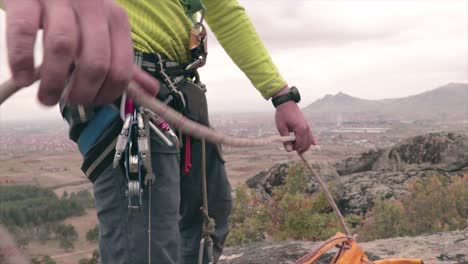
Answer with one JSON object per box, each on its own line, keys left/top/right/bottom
{"left": 116, "top": 0, "right": 286, "bottom": 99}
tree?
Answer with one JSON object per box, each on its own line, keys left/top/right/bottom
{"left": 54, "top": 224, "right": 78, "bottom": 252}
{"left": 31, "top": 255, "right": 56, "bottom": 264}
{"left": 86, "top": 225, "right": 99, "bottom": 243}
{"left": 54, "top": 224, "right": 78, "bottom": 241}
{"left": 59, "top": 238, "right": 74, "bottom": 252}
{"left": 79, "top": 250, "right": 99, "bottom": 264}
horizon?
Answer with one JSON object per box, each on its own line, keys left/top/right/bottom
{"left": 0, "top": 0, "right": 467, "bottom": 121}
{"left": 1, "top": 81, "right": 466, "bottom": 124}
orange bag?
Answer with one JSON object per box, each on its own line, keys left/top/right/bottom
{"left": 295, "top": 232, "right": 424, "bottom": 264}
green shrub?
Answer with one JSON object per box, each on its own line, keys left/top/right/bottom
{"left": 79, "top": 250, "right": 100, "bottom": 264}
{"left": 359, "top": 175, "right": 467, "bottom": 241}
{"left": 69, "top": 190, "right": 95, "bottom": 209}
{"left": 0, "top": 186, "right": 55, "bottom": 202}
{"left": 229, "top": 165, "right": 467, "bottom": 245}
{"left": 358, "top": 199, "right": 409, "bottom": 241}
{"left": 227, "top": 163, "right": 361, "bottom": 246}
{"left": 226, "top": 186, "right": 265, "bottom": 246}
{"left": 0, "top": 186, "right": 86, "bottom": 227}
{"left": 86, "top": 225, "right": 99, "bottom": 243}
{"left": 269, "top": 193, "right": 340, "bottom": 240}
{"left": 31, "top": 255, "right": 56, "bottom": 264}
{"left": 54, "top": 224, "right": 78, "bottom": 252}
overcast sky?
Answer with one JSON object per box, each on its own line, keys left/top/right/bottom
{"left": 0, "top": 0, "right": 467, "bottom": 121}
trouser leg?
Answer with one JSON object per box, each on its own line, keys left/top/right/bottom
{"left": 179, "top": 138, "right": 233, "bottom": 264}
{"left": 94, "top": 147, "right": 180, "bottom": 264}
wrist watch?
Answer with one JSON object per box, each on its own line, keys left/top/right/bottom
{"left": 272, "top": 86, "right": 301, "bottom": 108}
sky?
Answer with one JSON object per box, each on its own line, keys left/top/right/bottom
{"left": 0, "top": 0, "right": 467, "bottom": 121}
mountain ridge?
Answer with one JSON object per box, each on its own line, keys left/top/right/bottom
{"left": 303, "top": 83, "right": 468, "bottom": 122}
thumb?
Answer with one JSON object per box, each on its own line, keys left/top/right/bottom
{"left": 132, "top": 65, "right": 160, "bottom": 97}
{"left": 276, "top": 121, "right": 293, "bottom": 152}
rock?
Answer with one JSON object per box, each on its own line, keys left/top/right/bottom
{"left": 246, "top": 162, "right": 341, "bottom": 196}
{"left": 337, "top": 169, "right": 457, "bottom": 215}
{"left": 219, "top": 230, "right": 468, "bottom": 264}
{"left": 336, "top": 132, "right": 467, "bottom": 214}
{"left": 246, "top": 162, "right": 290, "bottom": 195}
{"left": 334, "top": 149, "right": 384, "bottom": 176}
{"left": 219, "top": 240, "right": 322, "bottom": 264}
{"left": 372, "top": 132, "right": 468, "bottom": 172}
{"left": 334, "top": 132, "right": 468, "bottom": 174}
{"left": 246, "top": 132, "right": 468, "bottom": 215}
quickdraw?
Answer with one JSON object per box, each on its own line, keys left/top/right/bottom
{"left": 185, "top": 0, "right": 208, "bottom": 71}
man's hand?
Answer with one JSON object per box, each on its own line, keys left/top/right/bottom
{"left": 4, "top": 0, "right": 134, "bottom": 106}
{"left": 274, "top": 86, "right": 316, "bottom": 154}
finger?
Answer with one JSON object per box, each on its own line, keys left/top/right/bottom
{"left": 293, "top": 125, "right": 308, "bottom": 153}
{"left": 93, "top": 4, "right": 132, "bottom": 105}
{"left": 276, "top": 120, "right": 293, "bottom": 152}
{"left": 37, "top": 0, "right": 78, "bottom": 106}
{"left": 298, "top": 129, "right": 313, "bottom": 154}
{"left": 4, "top": 0, "right": 41, "bottom": 87}
{"left": 132, "top": 65, "right": 160, "bottom": 97}
{"left": 65, "top": 0, "right": 110, "bottom": 105}
{"left": 310, "top": 131, "right": 317, "bottom": 146}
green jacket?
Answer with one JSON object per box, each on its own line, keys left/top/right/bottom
{"left": 116, "top": 0, "right": 286, "bottom": 99}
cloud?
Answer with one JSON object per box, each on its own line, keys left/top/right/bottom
{"left": 229, "top": 1, "right": 467, "bottom": 49}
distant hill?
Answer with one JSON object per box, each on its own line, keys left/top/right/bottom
{"left": 303, "top": 83, "right": 468, "bottom": 122}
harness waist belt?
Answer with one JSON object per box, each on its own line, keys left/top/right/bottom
{"left": 77, "top": 105, "right": 119, "bottom": 156}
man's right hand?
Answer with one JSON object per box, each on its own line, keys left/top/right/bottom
{"left": 273, "top": 86, "right": 316, "bottom": 154}
{"left": 4, "top": 0, "right": 134, "bottom": 106}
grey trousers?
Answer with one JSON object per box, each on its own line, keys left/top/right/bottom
{"left": 93, "top": 125, "right": 232, "bottom": 264}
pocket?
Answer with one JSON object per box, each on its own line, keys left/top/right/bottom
{"left": 178, "top": 81, "right": 210, "bottom": 126}
{"left": 206, "top": 142, "right": 231, "bottom": 201}
{"left": 214, "top": 143, "right": 226, "bottom": 164}
{"left": 149, "top": 128, "right": 180, "bottom": 154}
{"left": 93, "top": 165, "right": 126, "bottom": 218}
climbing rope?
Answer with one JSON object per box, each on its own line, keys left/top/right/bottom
{"left": 198, "top": 139, "right": 216, "bottom": 264}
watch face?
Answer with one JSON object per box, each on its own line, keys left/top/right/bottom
{"left": 291, "top": 86, "right": 301, "bottom": 102}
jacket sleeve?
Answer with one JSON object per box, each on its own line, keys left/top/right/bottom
{"left": 203, "top": 0, "right": 287, "bottom": 99}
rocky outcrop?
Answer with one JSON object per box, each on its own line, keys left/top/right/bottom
{"left": 335, "top": 132, "right": 468, "bottom": 175}
{"left": 372, "top": 132, "right": 467, "bottom": 172}
{"left": 247, "top": 132, "right": 468, "bottom": 215}
{"left": 246, "top": 162, "right": 290, "bottom": 195}
{"left": 246, "top": 162, "right": 343, "bottom": 197}
{"left": 334, "top": 149, "right": 384, "bottom": 176}
{"left": 219, "top": 230, "right": 468, "bottom": 264}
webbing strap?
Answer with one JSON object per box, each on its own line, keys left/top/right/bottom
{"left": 77, "top": 105, "right": 119, "bottom": 155}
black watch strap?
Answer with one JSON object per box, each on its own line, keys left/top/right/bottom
{"left": 272, "top": 86, "right": 301, "bottom": 108}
